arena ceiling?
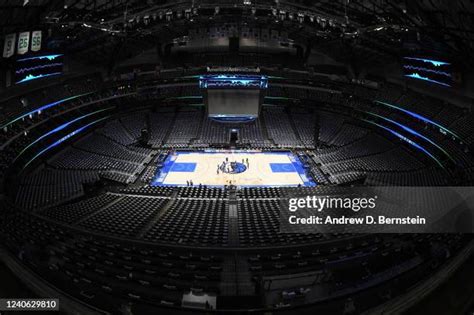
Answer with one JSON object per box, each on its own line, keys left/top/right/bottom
{"left": 1, "top": 0, "right": 473, "bottom": 68}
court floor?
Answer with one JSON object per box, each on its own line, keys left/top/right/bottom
{"left": 151, "top": 150, "right": 316, "bottom": 187}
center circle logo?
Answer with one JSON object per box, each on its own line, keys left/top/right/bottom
{"left": 220, "top": 161, "right": 247, "bottom": 174}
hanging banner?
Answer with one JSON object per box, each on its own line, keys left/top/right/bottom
{"left": 17, "top": 32, "right": 30, "bottom": 55}
{"left": 2, "top": 33, "right": 16, "bottom": 58}
{"left": 31, "top": 30, "right": 42, "bottom": 52}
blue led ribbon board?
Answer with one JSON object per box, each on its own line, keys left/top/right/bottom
{"left": 403, "top": 56, "right": 452, "bottom": 87}
{"left": 199, "top": 74, "right": 268, "bottom": 89}
{"left": 363, "top": 119, "right": 444, "bottom": 168}
{"left": 15, "top": 54, "right": 64, "bottom": 84}
{"left": 17, "top": 54, "right": 63, "bottom": 62}
{"left": 24, "top": 116, "right": 109, "bottom": 169}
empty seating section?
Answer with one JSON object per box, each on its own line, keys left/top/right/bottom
{"left": 46, "top": 131, "right": 153, "bottom": 184}
{"left": 263, "top": 107, "right": 300, "bottom": 147}
{"left": 308, "top": 165, "right": 329, "bottom": 184}
{"left": 239, "top": 199, "right": 328, "bottom": 246}
{"left": 120, "top": 112, "right": 147, "bottom": 140}
{"left": 329, "top": 124, "right": 369, "bottom": 146}
{"left": 15, "top": 169, "right": 100, "bottom": 210}
{"left": 140, "top": 165, "right": 158, "bottom": 182}
{"left": 450, "top": 115, "right": 474, "bottom": 143}
{"left": 149, "top": 112, "right": 174, "bottom": 146}
{"left": 165, "top": 110, "right": 201, "bottom": 147}
{"left": 98, "top": 120, "right": 135, "bottom": 145}
{"left": 238, "top": 187, "right": 282, "bottom": 199}
{"left": 318, "top": 112, "right": 345, "bottom": 144}
{"left": 176, "top": 187, "right": 227, "bottom": 199}
{"left": 329, "top": 171, "right": 367, "bottom": 184}
{"left": 1, "top": 212, "right": 224, "bottom": 307}
{"left": 238, "top": 119, "right": 271, "bottom": 147}
{"left": 197, "top": 118, "right": 228, "bottom": 145}
{"left": 365, "top": 168, "right": 449, "bottom": 186}
{"left": 15, "top": 182, "right": 84, "bottom": 210}
{"left": 19, "top": 169, "right": 99, "bottom": 186}
{"left": 144, "top": 198, "right": 228, "bottom": 245}
{"left": 120, "top": 186, "right": 175, "bottom": 197}
{"left": 290, "top": 108, "right": 316, "bottom": 147}
{"left": 79, "top": 196, "right": 167, "bottom": 237}
{"left": 396, "top": 91, "right": 443, "bottom": 118}
{"left": 3, "top": 209, "right": 470, "bottom": 313}
{"left": 434, "top": 106, "right": 465, "bottom": 126}
{"left": 75, "top": 134, "right": 147, "bottom": 164}
{"left": 321, "top": 147, "right": 425, "bottom": 174}
{"left": 40, "top": 194, "right": 118, "bottom": 224}
{"left": 50, "top": 148, "right": 138, "bottom": 180}
{"left": 316, "top": 134, "right": 395, "bottom": 164}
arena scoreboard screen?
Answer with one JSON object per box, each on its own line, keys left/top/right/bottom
{"left": 200, "top": 74, "right": 268, "bottom": 119}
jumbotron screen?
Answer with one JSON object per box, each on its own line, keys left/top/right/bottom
{"left": 207, "top": 89, "right": 260, "bottom": 118}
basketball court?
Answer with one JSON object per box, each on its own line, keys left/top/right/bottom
{"left": 151, "top": 150, "right": 316, "bottom": 187}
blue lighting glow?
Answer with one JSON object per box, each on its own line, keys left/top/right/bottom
{"left": 210, "top": 116, "right": 256, "bottom": 123}
{"left": 374, "top": 100, "right": 461, "bottom": 141}
{"left": 23, "top": 116, "right": 109, "bottom": 169}
{"left": 17, "top": 54, "right": 63, "bottom": 62}
{"left": 403, "top": 65, "right": 451, "bottom": 77}
{"left": 1, "top": 93, "right": 93, "bottom": 129}
{"left": 363, "top": 119, "right": 444, "bottom": 168}
{"left": 171, "top": 96, "right": 203, "bottom": 99}
{"left": 367, "top": 112, "right": 454, "bottom": 162}
{"left": 403, "top": 57, "right": 450, "bottom": 67}
{"left": 264, "top": 96, "right": 298, "bottom": 100}
{"left": 14, "top": 108, "right": 113, "bottom": 162}
{"left": 16, "top": 63, "right": 64, "bottom": 74}
{"left": 404, "top": 73, "right": 451, "bottom": 87}
{"left": 199, "top": 74, "right": 268, "bottom": 89}
{"left": 16, "top": 72, "right": 62, "bottom": 84}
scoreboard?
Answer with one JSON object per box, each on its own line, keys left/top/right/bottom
{"left": 200, "top": 74, "right": 268, "bottom": 120}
